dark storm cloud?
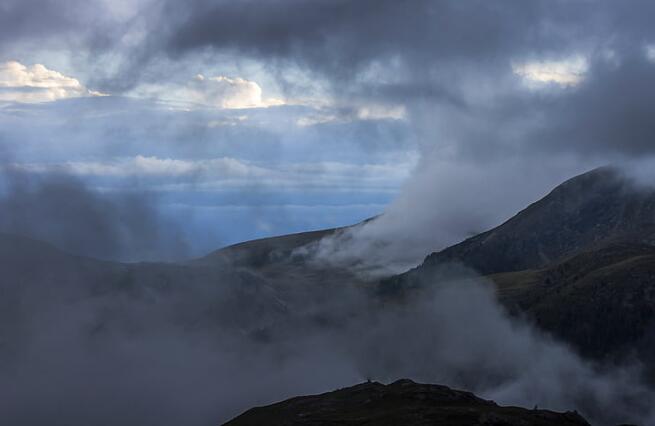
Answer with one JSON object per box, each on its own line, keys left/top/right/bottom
{"left": 416, "top": 48, "right": 655, "bottom": 161}
{"left": 158, "top": 0, "right": 655, "bottom": 72}
{"left": 148, "top": 0, "right": 655, "bottom": 157}
{"left": 65, "top": 0, "right": 578, "bottom": 96}
{"left": 533, "top": 51, "right": 655, "bottom": 157}
{"left": 163, "top": 0, "right": 568, "bottom": 71}
{"left": 5, "top": 0, "right": 653, "bottom": 160}
{"left": 0, "top": 0, "right": 75, "bottom": 43}
{"left": 0, "top": 0, "right": 118, "bottom": 54}
{"left": 155, "top": 0, "right": 576, "bottom": 104}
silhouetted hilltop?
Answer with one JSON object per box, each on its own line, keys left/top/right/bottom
{"left": 223, "top": 379, "right": 591, "bottom": 426}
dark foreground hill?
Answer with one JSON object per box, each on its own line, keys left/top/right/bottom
{"left": 223, "top": 379, "right": 591, "bottom": 426}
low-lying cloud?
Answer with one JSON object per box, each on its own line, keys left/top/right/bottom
{"left": 1, "top": 257, "right": 652, "bottom": 426}
{"left": 300, "top": 156, "right": 598, "bottom": 277}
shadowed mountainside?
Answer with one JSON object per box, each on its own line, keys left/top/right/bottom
{"left": 197, "top": 228, "right": 338, "bottom": 268}
{"left": 223, "top": 379, "right": 591, "bottom": 426}
{"left": 383, "top": 166, "right": 655, "bottom": 372}
{"left": 421, "top": 166, "right": 655, "bottom": 275}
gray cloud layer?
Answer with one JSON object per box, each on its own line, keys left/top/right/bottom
{"left": 149, "top": 0, "right": 655, "bottom": 158}
{"left": 5, "top": 0, "right": 655, "bottom": 158}
{"left": 1, "top": 254, "right": 653, "bottom": 425}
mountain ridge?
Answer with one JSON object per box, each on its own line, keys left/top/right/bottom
{"left": 418, "top": 166, "right": 655, "bottom": 275}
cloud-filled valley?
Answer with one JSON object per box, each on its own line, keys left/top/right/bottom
{"left": 2, "top": 227, "right": 654, "bottom": 425}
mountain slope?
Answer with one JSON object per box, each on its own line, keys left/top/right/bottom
{"left": 382, "top": 166, "right": 655, "bottom": 372}
{"left": 420, "top": 167, "right": 655, "bottom": 275}
{"left": 492, "top": 241, "right": 655, "bottom": 364}
{"left": 0, "top": 232, "right": 291, "bottom": 340}
{"left": 223, "top": 379, "right": 591, "bottom": 426}
{"left": 196, "top": 228, "right": 339, "bottom": 268}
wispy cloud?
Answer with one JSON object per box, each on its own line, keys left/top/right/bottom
{"left": 10, "top": 155, "right": 417, "bottom": 192}
{"left": 513, "top": 56, "right": 588, "bottom": 87}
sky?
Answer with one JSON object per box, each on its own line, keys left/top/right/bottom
{"left": 2, "top": 0, "right": 655, "bottom": 260}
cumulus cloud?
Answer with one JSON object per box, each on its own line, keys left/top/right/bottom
{"left": 0, "top": 61, "right": 105, "bottom": 103}
{"left": 190, "top": 74, "right": 284, "bottom": 109}
{"left": 135, "top": 74, "right": 284, "bottom": 110}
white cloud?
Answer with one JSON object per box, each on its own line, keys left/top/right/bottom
{"left": 513, "top": 56, "right": 588, "bottom": 87}
{"left": 136, "top": 74, "right": 285, "bottom": 110}
{"left": 0, "top": 61, "right": 105, "bottom": 103}
{"left": 192, "top": 74, "right": 284, "bottom": 109}
{"left": 296, "top": 103, "right": 407, "bottom": 127}
{"left": 645, "top": 44, "right": 655, "bottom": 63}
{"left": 17, "top": 156, "right": 261, "bottom": 178}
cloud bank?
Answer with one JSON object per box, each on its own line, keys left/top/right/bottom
{"left": 1, "top": 259, "right": 653, "bottom": 426}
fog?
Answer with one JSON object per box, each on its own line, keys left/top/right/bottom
{"left": 1, "top": 219, "right": 653, "bottom": 426}
{"left": 296, "top": 156, "right": 600, "bottom": 277}
{"left": 0, "top": 165, "right": 189, "bottom": 262}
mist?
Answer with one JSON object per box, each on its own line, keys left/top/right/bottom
{"left": 1, "top": 231, "right": 654, "bottom": 426}
{"left": 0, "top": 165, "right": 189, "bottom": 262}
{"left": 296, "top": 156, "right": 599, "bottom": 277}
